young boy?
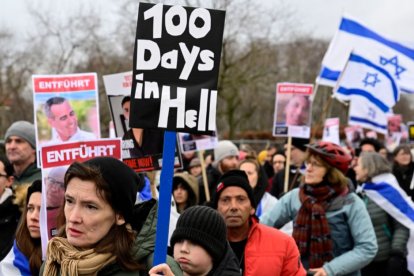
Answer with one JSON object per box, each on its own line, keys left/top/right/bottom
{"left": 149, "top": 206, "right": 240, "bottom": 276}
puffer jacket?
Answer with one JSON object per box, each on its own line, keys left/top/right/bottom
{"left": 208, "top": 242, "right": 240, "bottom": 276}
{"left": 261, "top": 188, "right": 378, "bottom": 276}
{"left": 0, "top": 189, "right": 20, "bottom": 261}
{"left": 359, "top": 193, "right": 409, "bottom": 262}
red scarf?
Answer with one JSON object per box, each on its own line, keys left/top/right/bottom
{"left": 292, "top": 183, "right": 338, "bottom": 268}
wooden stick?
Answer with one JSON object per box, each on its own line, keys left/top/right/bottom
{"left": 283, "top": 136, "right": 292, "bottom": 193}
{"left": 198, "top": 150, "right": 210, "bottom": 202}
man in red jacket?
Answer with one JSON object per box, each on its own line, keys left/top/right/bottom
{"left": 213, "top": 170, "right": 306, "bottom": 276}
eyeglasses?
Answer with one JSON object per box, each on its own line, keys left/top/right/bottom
{"left": 47, "top": 177, "right": 65, "bottom": 188}
{"left": 305, "top": 160, "right": 324, "bottom": 169}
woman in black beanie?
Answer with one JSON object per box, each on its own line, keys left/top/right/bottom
{"left": 150, "top": 205, "right": 240, "bottom": 276}
{"left": 40, "top": 157, "right": 182, "bottom": 276}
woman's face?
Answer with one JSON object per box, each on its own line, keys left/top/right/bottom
{"left": 173, "top": 184, "right": 189, "bottom": 205}
{"left": 239, "top": 162, "right": 258, "bottom": 189}
{"left": 354, "top": 158, "right": 369, "bottom": 182}
{"left": 64, "top": 178, "right": 124, "bottom": 249}
{"left": 304, "top": 156, "right": 327, "bottom": 185}
{"left": 272, "top": 154, "right": 286, "bottom": 173}
{"left": 27, "top": 192, "right": 41, "bottom": 239}
{"left": 394, "top": 149, "right": 412, "bottom": 166}
{"left": 284, "top": 96, "right": 310, "bottom": 126}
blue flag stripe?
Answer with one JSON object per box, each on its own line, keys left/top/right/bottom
{"left": 349, "top": 116, "right": 387, "bottom": 130}
{"left": 319, "top": 67, "right": 340, "bottom": 81}
{"left": 338, "top": 87, "right": 389, "bottom": 112}
{"left": 349, "top": 53, "right": 399, "bottom": 102}
{"left": 364, "top": 182, "right": 414, "bottom": 222}
{"left": 340, "top": 18, "right": 414, "bottom": 59}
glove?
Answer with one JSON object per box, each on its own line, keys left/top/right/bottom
{"left": 386, "top": 254, "right": 407, "bottom": 275}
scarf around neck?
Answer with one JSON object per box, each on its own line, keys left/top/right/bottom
{"left": 43, "top": 237, "right": 116, "bottom": 276}
{"left": 292, "top": 182, "right": 338, "bottom": 268}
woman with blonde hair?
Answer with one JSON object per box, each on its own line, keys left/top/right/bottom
{"left": 262, "top": 141, "right": 377, "bottom": 276}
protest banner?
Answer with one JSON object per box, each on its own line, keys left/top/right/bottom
{"left": 386, "top": 114, "right": 403, "bottom": 151}
{"left": 130, "top": 3, "right": 225, "bottom": 265}
{"left": 179, "top": 132, "right": 218, "bottom": 152}
{"left": 32, "top": 73, "right": 100, "bottom": 166}
{"left": 273, "top": 82, "right": 313, "bottom": 138}
{"left": 130, "top": 3, "right": 225, "bottom": 134}
{"left": 344, "top": 125, "right": 364, "bottom": 149}
{"left": 322, "top": 117, "right": 340, "bottom": 145}
{"left": 39, "top": 139, "right": 122, "bottom": 257}
{"left": 103, "top": 71, "right": 183, "bottom": 172}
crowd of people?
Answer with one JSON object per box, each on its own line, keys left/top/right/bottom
{"left": 0, "top": 119, "right": 413, "bottom": 275}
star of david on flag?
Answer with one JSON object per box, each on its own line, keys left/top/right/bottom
{"left": 316, "top": 15, "right": 414, "bottom": 94}
{"left": 348, "top": 96, "right": 388, "bottom": 134}
{"left": 334, "top": 52, "right": 399, "bottom": 113}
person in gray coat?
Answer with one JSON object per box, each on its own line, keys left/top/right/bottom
{"left": 261, "top": 141, "right": 378, "bottom": 276}
{"left": 354, "top": 152, "right": 410, "bottom": 276}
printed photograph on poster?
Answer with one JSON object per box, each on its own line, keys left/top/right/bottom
{"left": 32, "top": 74, "right": 100, "bottom": 149}
{"left": 273, "top": 83, "right": 313, "bottom": 138}
{"left": 179, "top": 132, "right": 218, "bottom": 153}
{"left": 322, "top": 118, "right": 340, "bottom": 145}
{"left": 39, "top": 138, "right": 122, "bottom": 255}
{"left": 130, "top": 3, "right": 226, "bottom": 135}
{"left": 344, "top": 125, "right": 365, "bottom": 149}
{"left": 103, "top": 71, "right": 183, "bottom": 172}
{"left": 42, "top": 165, "right": 68, "bottom": 239}
{"left": 386, "top": 114, "right": 403, "bottom": 150}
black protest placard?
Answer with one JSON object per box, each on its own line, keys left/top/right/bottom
{"left": 130, "top": 3, "right": 225, "bottom": 135}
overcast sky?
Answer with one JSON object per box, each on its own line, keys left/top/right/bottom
{"left": 1, "top": 0, "right": 414, "bottom": 43}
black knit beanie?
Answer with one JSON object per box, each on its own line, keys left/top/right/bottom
{"left": 291, "top": 137, "right": 310, "bottom": 152}
{"left": 27, "top": 179, "right": 42, "bottom": 203}
{"left": 213, "top": 170, "right": 256, "bottom": 209}
{"left": 170, "top": 206, "right": 227, "bottom": 264}
{"left": 83, "top": 157, "right": 140, "bottom": 225}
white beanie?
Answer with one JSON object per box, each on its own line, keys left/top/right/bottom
{"left": 214, "top": 140, "right": 239, "bottom": 165}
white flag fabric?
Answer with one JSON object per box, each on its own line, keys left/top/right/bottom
{"left": 348, "top": 97, "right": 388, "bottom": 135}
{"left": 335, "top": 53, "right": 399, "bottom": 113}
{"left": 317, "top": 15, "right": 414, "bottom": 94}
{"left": 362, "top": 173, "right": 414, "bottom": 274}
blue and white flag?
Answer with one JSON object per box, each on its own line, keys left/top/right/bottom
{"left": 362, "top": 173, "right": 414, "bottom": 274}
{"left": 317, "top": 15, "right": 414, "bottom": 94}
{"left": 348, "top": 96, "right": 389, "bottom": 135}
{"left": 335, "top": 53, "right": 399, "bottom": 112}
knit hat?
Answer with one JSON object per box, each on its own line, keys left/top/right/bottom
{"left": 5, "top": 121, "right": 36, "bottom": 149}
{"left": 213, "top": 170, "right": 256, "bottom": 208}
{"left": 291, "top": 137, "right": 310, "bottom": 152}
{"left": 214, "top": 140, "right": 239, "bottom": 165}
{"left": 170, "top": 206, "right": 227, "bottom": 264}
{"left": 27, "top": 179, "right": 42, "bottom": 203}
{"left": 83, "top": 157, "right": 141, "bottom": 224}
{"left": 188, "top": 158, "right": 201, "bottom": 168}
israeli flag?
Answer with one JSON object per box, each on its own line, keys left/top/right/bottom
{"left": 362, "top": 173, "right": 414, "bottom": 274}
{"left": 317, "top": 15, "right": 414, "bottom": 94}
{"left": 335, "top": 53, "right": 399, "bottom": 112}
{"left": 348, "top": 96, "right": 388, "bottom": 135}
